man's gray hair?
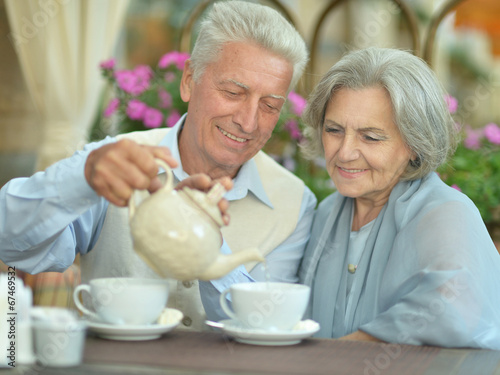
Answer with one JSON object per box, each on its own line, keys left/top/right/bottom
{"left": 302, "top": 47, "right": 459, "bottom": 180}
{"left": 189, "top": 0, "right": 308, "bottom": 91}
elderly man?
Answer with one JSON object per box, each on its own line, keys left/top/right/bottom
{"left": 0, "top": 1, "right": 315, "bottom": 329}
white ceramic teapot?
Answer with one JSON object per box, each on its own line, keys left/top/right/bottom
{"left": 129, "top": 160, "right": 265, "bottom": 281}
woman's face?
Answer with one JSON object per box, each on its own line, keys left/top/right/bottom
{"left": 322, "top": 87, "right": 414, "bottom": 206}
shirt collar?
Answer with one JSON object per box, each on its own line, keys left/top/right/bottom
{"left": 159, "top": 114, "right": 273, "bottom": 209}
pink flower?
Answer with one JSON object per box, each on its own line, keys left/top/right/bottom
{"left": 133, "top": 65, "right": 153, "bottom": 81}
{"left": 103, "top": 98, "right": 119, "bottom": 118}
{"left": 114, "top": 68, "right": 151, "bottom": 96}
{"left": 287, "top": 91, "right": 307, "bottom": 116}
{"left": 464, "top": 125, "right": 483, "bottom": 150}
{"left": 159, "top": 89, "right": 173, "bottom": 109}
{"left": 158, "top": 51, "right": 190, "bottom": 70}
{"left": 115, "top": 70, "right": 136, "bottom": 92}
{"left": 99, "top": 58, "right": 115, "bottom": 70}
{"left": 283, "top": 156, "right": 296, "bottom": 172}
{"left": 484, "top": 123, "right": 500, "bottom": 145}
{"left": 126, "top": 99, "right": 147, "bottom": 120}
{"left": 143, "top": 107, "right": 163, "bottom": 128}
{"left": 164, "top": 72, "right": 176, "bottom": 83}
{"left": 451, "top": 184, "right": 462, "bottom": 192}
{"left": 115, "top": 70, "right": 137, "bottom": 94}
{"left": 444, "top": 94, "right": 458, "bottom": 114}
{"left": 132, "top": 65, "right": 153, "bottom": 95}
{"left": 284, "top": 119, "right": 302, "bottom": 140}
{"left": 166, "top": 110, "right": 181, "bottom": 127}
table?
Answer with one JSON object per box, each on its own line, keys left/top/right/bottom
{"left": 11, "top": 330, "right": 500, "bottom": 375}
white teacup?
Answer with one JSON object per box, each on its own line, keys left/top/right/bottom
{"left": 31, "top": 307, "right": 87, "bottom": 367}
{"left": 219, "top": 282, "right": 310, "bottom": 331}
{"left": 73, "top": 277, "right": 169, "bottom": 325}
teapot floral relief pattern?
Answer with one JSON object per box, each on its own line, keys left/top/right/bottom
{"left": 129, "top": 160, "right": 265, "bottom": 281}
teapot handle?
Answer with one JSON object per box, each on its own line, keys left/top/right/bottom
{"left": 129, "top": 159, "right": 174, "bottom": 220}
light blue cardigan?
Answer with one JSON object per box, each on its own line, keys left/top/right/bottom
{"left": 300, "top": 172, "right": 500, "bottom": 349}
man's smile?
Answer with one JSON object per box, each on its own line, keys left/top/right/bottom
{"left": 217, "top": 126, "right": 248, "bottom": 143}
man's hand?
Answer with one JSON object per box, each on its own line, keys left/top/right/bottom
{"left": 177, "top": 174, "right": 233, "bottom": 225}
{"left": 85, "top": 139, "right": 178, "bottom": 207}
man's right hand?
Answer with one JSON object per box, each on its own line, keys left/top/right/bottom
{"left": 84, "top": 139, "right": 178, "bottom": 207}
{"left": 177, "top": 174, "right": 233, "bottom": 226}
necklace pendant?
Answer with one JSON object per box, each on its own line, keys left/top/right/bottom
{"left": 348, "top": 264, "right": 357, "bottom": 274}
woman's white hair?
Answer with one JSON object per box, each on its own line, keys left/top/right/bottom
{"left": 302, "top": 47, "right": 459, "bottom": 180}
{"left": 189, "top": 0, "right": 308, "bottom": 91}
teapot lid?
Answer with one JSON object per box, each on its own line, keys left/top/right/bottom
{"left": 182, "top": 183, "right": 226, "bottom": 227}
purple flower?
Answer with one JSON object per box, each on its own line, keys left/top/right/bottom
{"left": 284, "top": 119, "right": 302, "bottom": 140}
{"left": 464, "top": 125, "right": 483, "bottom": 150}
{"left": 158, "top": 51, "right": 190, "bottom": 70}
{"left": 126, "top": 99, "right": 147, "bottom": 120}
{"left": 159, "top": 89, "right": 173, "bottom": 109}
{"left": 166, "top": 110, "right": 181, "bottom": 127}
{"left": 287, "top": 91, "right": 307, "bottom": 116}
{"left": 484, "top": 123, "right": 500, "bottom": 145}
{"left": 143, "top": 107, "right": 163, "bottom": 128}
{"left": 444, "top": 94, "right": 458, "bottom": 114}
{"left": 451, "top": 184, "right": 461, "bottom": 192}
{"left": 103, "top": 98, "right": 119, "bottom": 118}
{"left": 99, "top": 58, "right": 115, "bottom": 70}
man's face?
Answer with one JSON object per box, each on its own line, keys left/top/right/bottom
{"left": 179, "top": 42, "right": 294, "bottom": 179}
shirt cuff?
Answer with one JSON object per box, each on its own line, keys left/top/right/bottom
{"left": 209, "top": 239, "right": 255, "bottom": 294}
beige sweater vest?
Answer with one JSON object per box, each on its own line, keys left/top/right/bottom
{"left": 81, "top": 128, "right": 305, "bottom": 330}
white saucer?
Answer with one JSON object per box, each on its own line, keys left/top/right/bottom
{"left": 218, "top": 319, "right": 320, "bottom": 346}
{"left": 87, "top": 308, "right": 183, "bottom": 341}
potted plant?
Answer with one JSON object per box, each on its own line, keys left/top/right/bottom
{"left": 438, "top": 95, "right": 500, "bottom": 242}
{"left": 100, "top": 51, "right": 190, "bottom": 133}
{"left": 99, "top": 51, "right": 332, "bottom": 203}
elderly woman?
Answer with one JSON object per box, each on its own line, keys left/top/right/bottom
{"left": 299, "top": 47, "right": 500, "bottom": 349}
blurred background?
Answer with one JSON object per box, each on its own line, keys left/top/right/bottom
{"left": 0, "top": 0, "right": 499, "bottom": 306}
{"left": 1, "top": 0, "right": 499, "bottom": 180}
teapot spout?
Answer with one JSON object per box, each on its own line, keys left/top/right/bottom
{"left": 198, "top": 247, "right": 265, "bottom": 281}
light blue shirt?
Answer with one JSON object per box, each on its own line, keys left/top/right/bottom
{"left": 0, "top": 115, "right": 316, "bottom": 321}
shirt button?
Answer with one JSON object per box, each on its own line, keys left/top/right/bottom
{"left": 182, "top": 317, "right": 192, "bottom": 327}
{"left": 182, "top": 281, "right": 193, "bottom": 288}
